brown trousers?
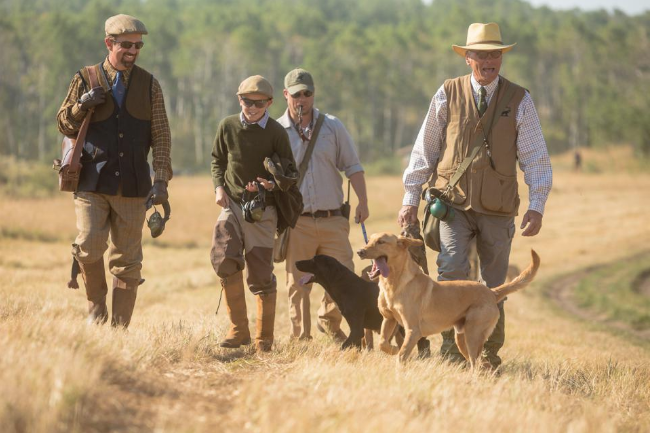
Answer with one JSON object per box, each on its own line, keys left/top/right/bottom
{"left": 72, "top": 191, "right": 147, "bottom": 283}
{"left": 210, "top": 204, "right": 277, "bottom": 295}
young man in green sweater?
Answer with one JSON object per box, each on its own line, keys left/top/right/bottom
{"left": 210, "top": 75, "right": 296, "bottom": 352}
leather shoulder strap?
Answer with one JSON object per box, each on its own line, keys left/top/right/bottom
{"left": 297, "top": 113, "right": 325, "bottom": 187}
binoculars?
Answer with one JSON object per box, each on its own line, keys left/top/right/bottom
{"left": 424, "top": 188, "right": 455, "bottom": 222}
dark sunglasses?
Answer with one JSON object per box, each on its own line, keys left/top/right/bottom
{"left": 290, "top": 90, "right": 313, "bottom": 98}
{"left": 112, "top": 40, "right": 145, "bottom": 50}
{"left": 241, "top": 97, "right": 271, "bottom": 108}
{"left": 471, "top": 50, "right": 502, "bottom": 60}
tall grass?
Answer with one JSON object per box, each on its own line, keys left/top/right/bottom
{"left": 1, "top": 148, "right": 650, "bottom": 432}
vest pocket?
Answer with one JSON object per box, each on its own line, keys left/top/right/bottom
{"left": 480, "top": 167, "right": 518, "bottom": 213}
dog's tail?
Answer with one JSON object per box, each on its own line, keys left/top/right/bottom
{"left": 491, "top": 249, "right": 540, "bottom": 303}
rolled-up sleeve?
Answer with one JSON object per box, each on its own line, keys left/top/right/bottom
{"left": 333, "top": 117, "right": 364, "bottom": 177}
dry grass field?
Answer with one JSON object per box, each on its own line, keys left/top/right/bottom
{"left": 1, "top": 147, "right": 649, "bottom": 433}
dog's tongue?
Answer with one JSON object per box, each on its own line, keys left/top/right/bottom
{"left": 370, "top": 257, "right": 389, "bottom": 278}
{"left": 299, "top": 273, "right": 315, "bottom": 286}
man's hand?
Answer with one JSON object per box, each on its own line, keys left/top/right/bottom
{"left": 215, "top": 186, "right": 229, "bottom": 208}
{"left": 354, "top": 202, "right": 369, "bottom": 224}
{"left": 520, "top": 210, "right": 543, "bottom": 237}
{"left": 397, "top": 205, "right": 418, "bottom": 227}
{"left": 78, "top": 87, "right": 106, "bottom": 111}
{"left": 146, "top": 180, "right": 168, "bottom": 206}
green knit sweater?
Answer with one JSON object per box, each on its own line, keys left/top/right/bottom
{"left": 211, "top": 114, "right": 295, "bottom": 204}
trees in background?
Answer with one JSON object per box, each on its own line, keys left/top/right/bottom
{"left": 1, "top": 0, "right": 649, "bottom": 172}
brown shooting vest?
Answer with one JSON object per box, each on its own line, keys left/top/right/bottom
{"left": 434, "top": 75, "right": 526, "bottom": 217}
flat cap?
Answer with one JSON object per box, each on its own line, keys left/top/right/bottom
{"left": 105, "top": 14, "right": 148, "bottom": 36}
{"left": 237, "top": 75, "right": 273, "bottom": 98}
{"left": 284, "top": 68, "right": 314, "bottom": 94}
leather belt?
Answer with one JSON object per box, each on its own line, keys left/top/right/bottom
{"left": 301, "top": 209, "right": 342, "bottom": 218}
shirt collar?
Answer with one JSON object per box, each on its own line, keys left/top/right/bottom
{"left": 103, "top": 57, "right": 132, "bottom": 83}
{"left": 240, "top": 110, "right": 270, "bottom": 129}
{"left": 277, "top": 107, "right": 320, "bottom": 128}
{"left": 470, "top": 74, "right": 500, "bottom": 98}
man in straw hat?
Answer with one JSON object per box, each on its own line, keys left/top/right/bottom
{"left": 398, "top": 22, "right": 552, "bottom": 369}
{"left": 210, "top": 75, "right": 297, "bottom": 352}
{"left": 57, "top": 14, "right": 173, "bottom": 328}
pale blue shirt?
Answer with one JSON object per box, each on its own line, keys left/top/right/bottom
{"left": 277, "top": 108, "right": 364, "bottom": 213}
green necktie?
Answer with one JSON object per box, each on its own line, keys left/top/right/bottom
{"left": 478, "top": 86, "right": 487, "bottom": 117}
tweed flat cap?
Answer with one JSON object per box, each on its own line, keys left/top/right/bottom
{"left": 236, "top": 75, "right": 273, "bottom": 98}
{"left": 105, "top": 14, "right": 148, "bottom": 36}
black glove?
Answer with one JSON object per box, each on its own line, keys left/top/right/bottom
{"left": 78, "top": 87, "right": 106, "bottom": 111}
{"left": 146, "top": 180, "right": 168, "bottom": 206}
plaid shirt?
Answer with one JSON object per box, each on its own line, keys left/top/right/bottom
{"left": 56, "top": 58, "right": 173, "bottom": 183}
{"left": 403, "top": 74, "right": 552, "bottom": 215}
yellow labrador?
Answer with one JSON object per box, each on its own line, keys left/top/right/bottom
{"left": 357, "top": 233, "right": 540, "bottom": 368}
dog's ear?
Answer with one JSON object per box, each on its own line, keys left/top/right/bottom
{"left": 397, "top": 236, "right": 423, "bottom": 249}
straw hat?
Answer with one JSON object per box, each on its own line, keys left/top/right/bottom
{"left": 452, "top": 22, "right": 516, "bottom": 57}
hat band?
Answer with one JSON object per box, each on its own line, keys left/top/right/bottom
{"left": 467, "top": 40, "right": 503, "bottom": 46}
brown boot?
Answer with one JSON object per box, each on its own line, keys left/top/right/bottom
{"left": 111, "top": 277, "right": 139, "bottom": 328}
{"left": 255, "top": 292, "right": 276, "bottom": 352}
{"left": 78, "top": 259, "right": 109, "bottom": 325}
{"left": 220, "top": 272, "right": 251, "bottom": 348}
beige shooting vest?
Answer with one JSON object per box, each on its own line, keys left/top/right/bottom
{"left": 434, "top": 74, "right": 526, "bottom": 217}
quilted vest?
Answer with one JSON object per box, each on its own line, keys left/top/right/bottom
{"left": 77, "top": 63, "right": 153, "bottom": 197}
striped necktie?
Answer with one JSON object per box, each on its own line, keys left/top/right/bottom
{"left": 112, "top": 71, "right": 125, "bottom": 108}
{"left": 478, "top": 86, "right": 487, "bottom": 117}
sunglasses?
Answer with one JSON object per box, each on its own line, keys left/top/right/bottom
{"left": 241, "top": 97, "right": 271, "bottom": 108}
{"left": 112, "top": 40, "right": 145, "bottom": 50}
{"left": 290, "top": 90, "right": 313, "bottom": 98}
{"left": 471, "top": 50, "right": 502, "bottom": 60}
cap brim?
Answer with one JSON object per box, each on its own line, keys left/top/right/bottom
{"left": 286, "top": 83, "right": 314, "bottom": 94}
{"left": 452, "top": 42, "right": 516, "bottom": 57}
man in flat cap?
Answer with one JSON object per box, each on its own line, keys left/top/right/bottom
{"left": 56, "top": 14, "right": 172, "bottom": 328}
{"left": 210, "top": 75, "right": 297, "bottom": 352}
{"left": 398, "top": 22, "right": 552, "bottom": 369}
{"left": 277, "top": 68, "right": 369, "bottom": 343}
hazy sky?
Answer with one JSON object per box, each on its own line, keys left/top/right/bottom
{"left": 526, "top": 0, "right": 649, "bottom": 15}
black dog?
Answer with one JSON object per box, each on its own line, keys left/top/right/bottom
{"left": 296, "top": 255, "right": 382, "bottom": 349}
{"left": 296, "top": 255, "right": 430, "bottom": 356}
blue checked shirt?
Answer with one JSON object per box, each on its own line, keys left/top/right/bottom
{"left": 403, "top": 74, "right": 552, "bottom": 215}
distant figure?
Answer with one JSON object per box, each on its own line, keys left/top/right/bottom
{"left": 574, "top": 150, "right": 582, "bottom": 171}
{"left": 398, "top": 22, "right": 553, "bottom": 369}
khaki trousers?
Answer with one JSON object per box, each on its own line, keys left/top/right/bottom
{"left": 285, "top": 215, "right": 353, "bottom": 339}
{"left": 72, "top": 191, "right": 147, "bottom": 283}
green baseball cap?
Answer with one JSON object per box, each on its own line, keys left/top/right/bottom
{"left": 284, "top": 68, "right": 315, "bottom": 94}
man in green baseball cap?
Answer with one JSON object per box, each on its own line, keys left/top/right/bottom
{"left": 277, "top": 68, "right": 370, "bottom": 343}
